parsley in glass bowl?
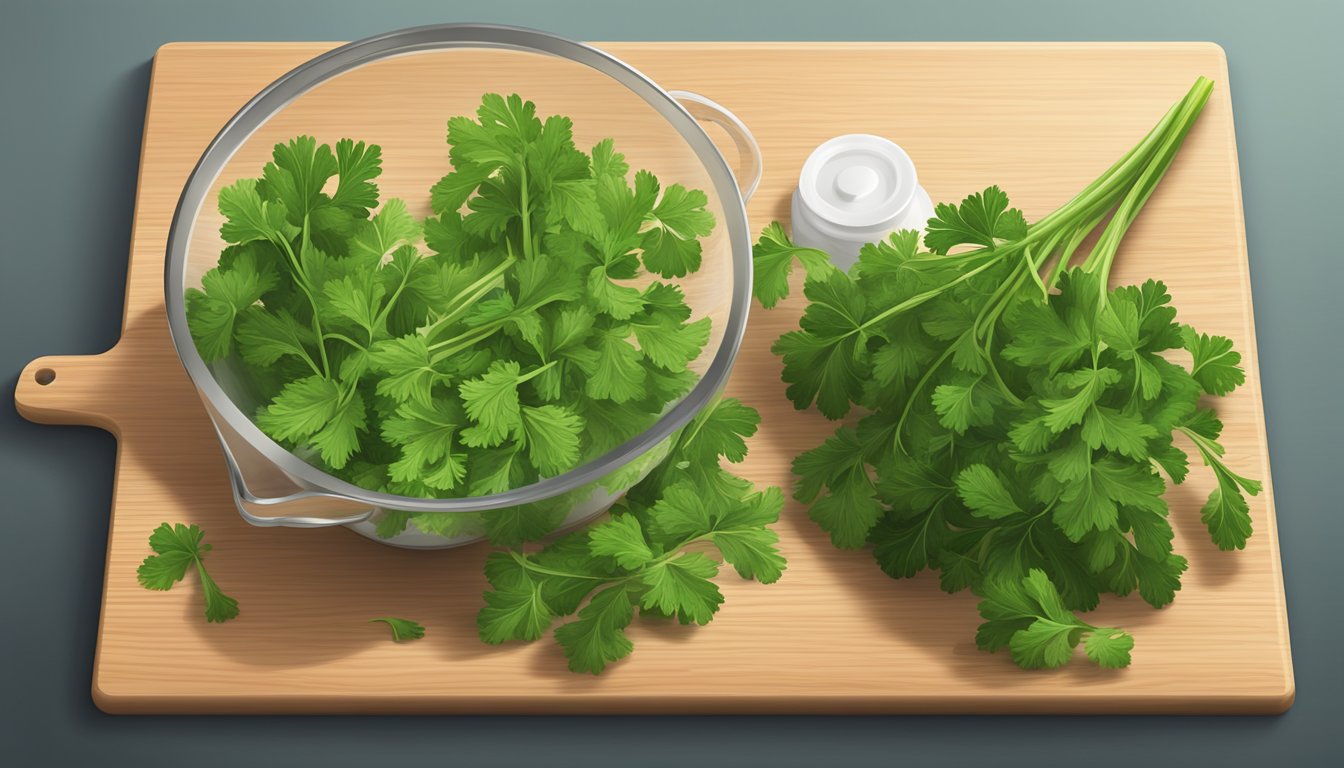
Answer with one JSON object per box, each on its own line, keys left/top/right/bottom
{"left": 166, "top": 25, "right": 759, "bottom": 548}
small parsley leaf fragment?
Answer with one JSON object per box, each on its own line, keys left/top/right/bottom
{"left": 369, "top": 617, "right": 426, "bottom": 642}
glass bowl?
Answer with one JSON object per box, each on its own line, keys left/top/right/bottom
{"left": 164, "top": 24, "right": 759, "bottom": 548}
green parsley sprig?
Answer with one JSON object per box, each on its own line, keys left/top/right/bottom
{"left": 754, "top": 77, "right": 1258, "bottom": 669}
{"left": 137, "top": 523, "right": 239, "bottom": 623}
{"left": 478, "top": 398, "right": 786, "bottom": 674}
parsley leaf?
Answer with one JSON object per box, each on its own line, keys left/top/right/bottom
{"left": 255, "top": 375, "right": 342, "bottom": 442}
{"left": 217, "top": 178, "right": 292, "bottom": 245}
{"left": 923, "top": 185, "right": 1028, "bottom": 254}
{"left": 750, "top": 222, "right": 836, "bottom": 308}
{"left": 518, "top": 405, "right": 584, "bottom": 476}
{"left": 977, "top": 570, "right": 1133, "bottom": 669}
{"left": 554, "top": 586, "right": 635, "bottom": 674}
{"left": 458, "top": 360, "right": 527, "bottom": 447}
{"left": 369, "top": 617, "right": 426, "bottom": 642}
{"left": 955, "top": 464, "right": 1022, "bottom": 519}
{"left": 331, "top": 139, "right": 382, "bottom": 213}
{"left": 382, "top": 399, "right": 467, "bottom": 491}
{"left": 186, "top": 255, "right": 277, "bottom": 361}
{"left": 137, "top": 523, "right": 239, "bottom": 623}
{"left": 1181, "top": 325, "right": 1246, "bottom": 396}
{"left": 640, "top": 180, "right": 715, "bottom": 278}
{"left": 772, "top": 270, "right": 870, "bottom": 419}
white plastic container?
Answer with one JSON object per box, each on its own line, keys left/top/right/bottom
{"left": 790, "top": 134, "right": 935, "bottom": 269}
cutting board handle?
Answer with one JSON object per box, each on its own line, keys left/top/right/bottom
{"left": 15, "top": 350, "right": 122, "bottom": 434}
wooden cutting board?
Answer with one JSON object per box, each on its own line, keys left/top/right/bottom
{"left": 13, "top": 42, "right": 1292, "bottom": 714}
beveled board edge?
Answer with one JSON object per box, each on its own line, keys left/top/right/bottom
{"left": 14, "top": 41, "right": 1292, "bottom": 715}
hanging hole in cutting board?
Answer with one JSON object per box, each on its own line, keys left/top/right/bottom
{"left": 34, "top": 368, "right": 55, "bottom": 386}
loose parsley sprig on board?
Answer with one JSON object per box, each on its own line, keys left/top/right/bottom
{"left": 137, "top": 523, "right": 239, "bottom": 623}
{"left": 478, "top": 398, "right": 786, "bottom": 674}
{"left": 185, "top": 94, "right": 716, "bottom": 542}
{"left": 754, "top": 77, "right": 1258, "bottom": 669}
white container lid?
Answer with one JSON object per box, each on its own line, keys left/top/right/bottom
{"left": 797, "top": 134, "right": 918, "bottom": 230}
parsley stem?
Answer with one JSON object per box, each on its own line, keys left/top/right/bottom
{"left": 519, "top": 162, "right": 534, "bottom": 261}
{"left": 419, "top": 255, "right": 517, "bottom": 343}
{"left": 1029, "top": 89, "right": 1186, "bottom": 236}
{"left": 974, "top": 248, "right": 1034, "bottom": 340}
{"left": 1001, "top": 79, "right": 1210, "bottom": 297}
{"left": 511, "top": 552, "right": 609, "bottom": 581}
{"left": 286, "top": 344, "right": 323, "bottom": 378}
{"left": 371, "top": 261, "right": 418, "bottom": 338}
{"left": 893, "top": 338, "right": 959, "bottom": 453}
{"left": 512, "top": 512, "right": 723, "bottom": 592}
{"left": 1175, "top": 426, "right": 1224, "bottom": 461}
{"left": 1090, "top": 79, "right": 1213, "bottom": 287}
{"left": 858, "top": 256, "right": 1006, "bottom": 334}
{"left": 1046, "top": 208, "right": 1108, "bottom": 289}
{"left": 515, "top": 360, "right": 558, "bottom": 383}
{"left": 428, "top": 322, "right": 505, "bottom": 363}
{"left": 324, "top": 332, "right": 366, "bottom": 351}
{"left": 275, "top": 225, "right": 331, "bottom": 378}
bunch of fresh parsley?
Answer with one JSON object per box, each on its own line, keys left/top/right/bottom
{"left": 186, "top": 94, "right": 717, "bottom": 541}
{"left": 753, "top": 77, "right": 1258, "bottom": 669}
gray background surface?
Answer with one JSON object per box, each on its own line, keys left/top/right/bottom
{"left": 1, "top": 0, "right": 1339, "bottom": 765}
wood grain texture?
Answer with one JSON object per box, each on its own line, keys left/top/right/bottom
{"left": 13, "top": 42, "right": 1292, "bottom": 714}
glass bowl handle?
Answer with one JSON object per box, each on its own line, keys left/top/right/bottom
{"left": 668, "top": 90, "right": 762, "bottom": 202}
{"left": 210, "top": 411, "right": 377, "bottom": 528}
{"left": 226, "top": 462, "right": 377, "bottom": 529}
